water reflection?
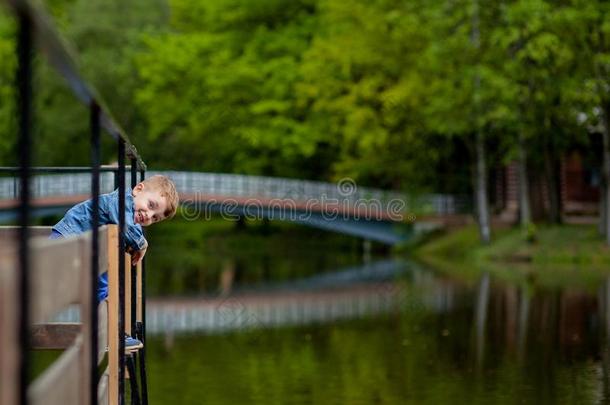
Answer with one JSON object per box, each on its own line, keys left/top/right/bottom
{"left": 219, "top": 259, "right": 236, "bottom": 297}
{"left": 148, "top": 260, "right": 605, "bottom": 358}
{"left": 599, "top": 277, "right": 610, "bottom": 403}
{"left": 518, "top": 285, "right": 530, "bottom": 362}
{"left": 474, "top": 272, "right": 490, "bottom": 371}
{"left": 146, "top": 259, "right": 417, "bottom": 334}
{"left": 145, "top": 260, "right": 610, "bottom": 404}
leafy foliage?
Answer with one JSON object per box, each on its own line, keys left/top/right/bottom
{"left": 0, "top": 0, "right": 607, "bottom": 195}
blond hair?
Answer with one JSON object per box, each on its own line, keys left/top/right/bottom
{"left": 141, "top": 175, "right": 179, "bottom": 219}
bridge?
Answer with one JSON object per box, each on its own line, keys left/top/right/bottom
{"left": 0, "top": 170, "right": 470, "bottom": 244}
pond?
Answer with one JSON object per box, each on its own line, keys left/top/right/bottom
{"left": 142, "top": 219, "right": 609, "bottom": 405}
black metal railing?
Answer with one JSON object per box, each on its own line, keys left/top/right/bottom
{"left": 5, "top": 0, "right": 149, "bottom": 404}
{"left": 15, "top": 7, "right": 32, "bottom": 405}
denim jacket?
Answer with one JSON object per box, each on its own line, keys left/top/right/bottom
{"left": 52, "top": 188, "right": 147, "bottom": 251}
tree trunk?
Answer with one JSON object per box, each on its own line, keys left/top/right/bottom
{"left": 471, "top": 0, "right": 490, "bottom": 244}
{"left": 518, "top": 132, "right": 531, "bottom": 228}
{"left": 601, "top": 184, "right": 608, "bottom": 237}
{"left": 601, "top": 106, "right": 610, "bottom": 245}
{"left": 475, "top": 130, "right": 491, "bottom": 244}
{"left": 544, "top": 147, "right": 562, "bottom": 224}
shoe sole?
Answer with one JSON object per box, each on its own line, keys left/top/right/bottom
{"left": 125, "top": 343, "right": 143, "bottom": 352}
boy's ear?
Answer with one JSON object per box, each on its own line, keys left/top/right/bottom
{"left": 133, "top": 182, "right": 145, "bottom": 194}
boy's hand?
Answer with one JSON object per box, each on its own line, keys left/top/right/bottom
{"left": 130, "top": 241, "right": 148, "bottom": 265}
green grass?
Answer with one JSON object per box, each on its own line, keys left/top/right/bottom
{"left": 411, "top": 224, "right": 610, "bottom": 290}
{"left": 30, "top": 350, "right": 63, "bottom": 382}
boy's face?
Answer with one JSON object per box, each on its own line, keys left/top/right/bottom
{"left": 132, "top": 183, "right": 168, "bottom": 227}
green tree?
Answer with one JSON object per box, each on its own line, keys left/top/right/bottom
{"left": 0, "top": 11, "right": 16, "bottom": 165}
{"left": 567, "top": 0, "right": 610, "bottom": 243}
{"left": 296, "top": 0, "right": 437, "bottom": 188}
{"left": 1, "top": 0, "right": 168, "bottom": 167}
{"left": 135, "top": 0, "right": 323, "bottom": 176}
{"left": 420, "top": 0, "right": 515, "bottom": 243}
{"left": 491, "top": 0, "right": 574, "bottom": 227}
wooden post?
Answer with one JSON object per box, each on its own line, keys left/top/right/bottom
{"left": 106, "top": 226, "right": 119, "bottom": 405}
{"left": 79, "top": 235, "right": 92, "bottom": 405}
{"left": 0, "top": 251, "right": 18, "bottom": 405}
{"left": 125, "top": 254, "right": 131, "bottom": 336}
{"left": 97, "top": 226, "right": 109, "bottom": 405}
{"left": 136, "top": 261, "right": 143, "bottom": 323}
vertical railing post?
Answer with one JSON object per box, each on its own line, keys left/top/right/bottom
{"left": 117, "top": 141, "right": 126, "bottom": 404}
{"left": 90, "top": 102, "right": 101, "bottom": 405}
{"left": 16, "top": 7, "right": 33, "bottom": 405}
{"left": 114, "top": 167, "right": 119, "bottom": 190}
{"left": 138, "top": 168, "right": 149, "bottom": 405}
{"left": 130, "top": 160, "right": 137, "bottom": 336}
{"left": 126, "top": 355, "right": 141, "bottom": 405}
{"left": 129, "top": 159, "right": 140, "bottom": 405}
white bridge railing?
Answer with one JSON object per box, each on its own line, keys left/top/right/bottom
{"left": 0, "top": 171, "right": 470, "bottom": 216}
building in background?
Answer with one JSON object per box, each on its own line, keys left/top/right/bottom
{"left": 495, "top": 151, "right": 601, "bottom": 223}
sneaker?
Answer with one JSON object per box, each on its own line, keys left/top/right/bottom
{"left": 125, "top": 335, "right": 143, "bottom": 352}
{"left": 103, "top": 335, "right": 144, "bottom": 353}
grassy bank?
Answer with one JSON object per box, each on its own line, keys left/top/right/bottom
{"left": 411, "top": 224, "right": 610, "bottom": 290}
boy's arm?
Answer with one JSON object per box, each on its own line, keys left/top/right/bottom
{"left": 125, "top": 225, "right": 147, "bottom": 252}
{"left": 107, "top": 189, "right": 148, "bottom": 253}
{"left": 122, "top": 198, "right": 147, "bottom": 264}
{"left": 128, "top": 239, "right": 148, "bottom": 265}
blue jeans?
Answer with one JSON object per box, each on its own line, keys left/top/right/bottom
{"left": 49, "top": 230, "right": 108, "bottom": 304}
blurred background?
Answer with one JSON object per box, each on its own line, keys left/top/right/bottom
{"left": 3, "top": 0, "right": 610, "bottom": 404}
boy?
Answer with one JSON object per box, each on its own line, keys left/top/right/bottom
{"left": 50, "top": 174, "right": 179, "bottom": 348}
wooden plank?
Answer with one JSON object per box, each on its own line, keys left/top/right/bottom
{"left": 0, "top": 226, "right": 107, "bottom": 270}
{"left": 125, "top": 253, "right": 132, "bottom": 335}
{"left": 31, "top": 323, "right": 80, "bottom": 349}
{"left": 98, "top": 370, "right": 109, "bottom": 405}
{"left": 0, "top": 249, "right": 18, "bottom": 405}
{"left": 78, "top": 236, "right": 92, "bottom": 405}
{"left": 98, "top": 225, "right": 109, "bottom": 275}
{"left": 106, "top": 225, "right": 119, "bottom": 405}
{"left": 29, "top": 235, "right": 88, "bottom": 324}
{"left": 0, "top": 225, "right": 53, "bottom": 232}
{"left": 136, "top": 261, "right": 142, "bottom": 322}
{"left": 0, "top": 226, "right": 54, "bottom": 247}
{"left": 28, "top": 335, "right": 83, "bottom": 405}
{"left": 98, "top": 300, "right": 108, "bottom": 364}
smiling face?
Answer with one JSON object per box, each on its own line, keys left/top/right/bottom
{"left": 132, "top": 183, "right": 169, "bottom": 227}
